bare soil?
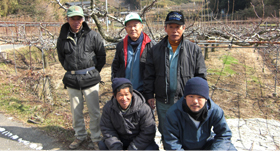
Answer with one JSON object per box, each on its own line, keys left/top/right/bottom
{"left": 0, "top": 45, "right": 279, "bottom": 149}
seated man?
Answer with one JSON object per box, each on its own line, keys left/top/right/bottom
{"left": 163, "top": 77, "right": 236, "bottom": 150}
{"left": 99, "top": 78, "right": 159, "bottom": 150}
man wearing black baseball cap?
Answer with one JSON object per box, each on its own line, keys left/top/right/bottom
{"left": 144, "top": 11, "right": 207, "bottom": 140}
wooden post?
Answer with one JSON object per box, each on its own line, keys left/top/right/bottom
{"left": 273, "top": 46, "right": 279, "bottom": 97}
{"left": 204, "top": 44, "right": 209, "bottom": 60}
{"left": 211, "top": 44, "right": 215, "bottom": 52}
{"left": 29, "top": 44, "right": 32, "bottom": 68}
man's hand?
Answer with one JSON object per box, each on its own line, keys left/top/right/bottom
{"left": 147, "top": 98, "right": 155, "bottom": 110}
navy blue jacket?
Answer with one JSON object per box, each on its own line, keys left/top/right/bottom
{"left": 163, "top": 97, "right": 234, "bottom": 150}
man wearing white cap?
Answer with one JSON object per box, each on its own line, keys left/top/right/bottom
{"left": 111, "top": 12, "right": 155, "bottom": 94}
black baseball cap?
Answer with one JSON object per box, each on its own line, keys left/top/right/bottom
{"left": 165, "top": 11, "right": 185, "bottom": 25}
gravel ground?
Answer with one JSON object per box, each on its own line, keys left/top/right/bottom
{"left": 1, "top": 113, "right": 279, "bottom": 150}
{"left": 154, "top": 118, "right": 280, "bottom": 150}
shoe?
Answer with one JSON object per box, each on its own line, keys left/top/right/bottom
{"left": 88, "top": 141, "right": 99, "bottom": 150}
{"left": 69, "top": 138, "right": 84, "bottom": 149}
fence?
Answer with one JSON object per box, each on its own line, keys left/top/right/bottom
{"left": 0, "top": 20, "right": 279, "bottom": 105}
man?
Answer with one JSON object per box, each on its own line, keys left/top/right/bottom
{"left": 98, "top": 78, "right": 159, "bottom": 150}
{"left": 144, "top": 11, "right": 207, "bottom": 136}
{"left": 163, "top": 77, "right": 236, "bottom": 150}
{"left": 111, "top": 12, "right": 155, "bottom": 93}
{"left": 56, "top": 5, "right": 106, "bottom": 149}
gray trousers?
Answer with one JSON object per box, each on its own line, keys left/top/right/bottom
{"left": 156, "top": 100, "right": 174, "bottom": 135}
{"left": 67, "top": 84, "right": 101, "bottom": 142}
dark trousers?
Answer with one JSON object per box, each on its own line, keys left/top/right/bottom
{"left": 202, "top": 139, "right": 237, "bottom": 150}
{"left": 98, "top": 138, "right": 159, "bottom": 150}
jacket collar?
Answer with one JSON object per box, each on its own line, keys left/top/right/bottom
{"left": 58, "top": 22, "right": 91, "bottom": 39}
{"left": 161, "top": 34, "right": 185, "bottom": 47}
{"left": 123, "top": 32, "right": 151, "bottom": 67}
{"left": 177, "top": 97, "right": 212, "bottom": 118}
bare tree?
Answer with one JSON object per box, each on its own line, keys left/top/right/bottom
{"left": 53, "top": 0, "right": 158, "bottom": 42}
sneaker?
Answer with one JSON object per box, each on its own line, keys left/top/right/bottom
{"left": 69, "top": 138, "right": 84, "bottom": 149}
{"left": 88, "top": 141, "right": 99, "bottom": 150}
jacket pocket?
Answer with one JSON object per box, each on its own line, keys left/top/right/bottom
{"left": 62, "top": 73, "right": 79, "bottom": 89}
{"left": 64, "top": 42, "right": 74, "bottom": 54}
{"left": 79, "top": 69, "right": 101, "bottom": 89}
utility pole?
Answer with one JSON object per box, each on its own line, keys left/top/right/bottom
{"left": 106, "top": 0, "right": 108, "bottom": 32}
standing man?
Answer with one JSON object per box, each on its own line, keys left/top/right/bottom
{"left": 57, "top": 5, "right": 106, "bottom": 149}
{"left": 163, "top": 77, "right": 236, "bottom": 150}
{"left": 144, "top": 11, "right": 207, "bottom": 137}
{"left": 111, "top": 12, "right": 155, "bottom": 93}
{"left": 99, "top": 78, "right": 158, "bottom": 150}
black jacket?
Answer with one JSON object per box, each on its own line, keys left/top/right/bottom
{"left": 57, "top": 22, "right": 106, "bottom": 89}
{"left": 143, "top": 36, "right": 207, "bottom": 104}
{"left": 111, "top": 32, "right": 155, "bottom": 81}
{"left": 100, "top": 90, "right": 156, "bottom": 150}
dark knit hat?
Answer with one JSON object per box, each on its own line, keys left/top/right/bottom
{"left": 112, "top": 78, "right": 132, "bottom": 92}
{"left": 184, "top": 77, "right": 209, "bottom": 100}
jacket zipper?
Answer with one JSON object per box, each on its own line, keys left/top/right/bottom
{"left": 165, "top": 46, "right": 168, "bottom": 104}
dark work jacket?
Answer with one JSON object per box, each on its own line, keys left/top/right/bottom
{"left": 111, "top": 32, "right": 156, "bottom": 81}
{"left": 57, "top": 22, "right": 106, "bottom": 90}
{"left": 100, "top": 90, "right": 156, "bottom": 150}
{"left": 143, "top": 35, "right": 207, "bottom": 104}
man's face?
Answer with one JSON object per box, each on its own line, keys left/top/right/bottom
{"left": 115, "top": 87, "right": 132, "bottom": 110}
{"left": 185, "top": 94, "right": 207, "bottom": 112}
{"left": 165, "top": 23, "right": 185, "bottom": 43}
{"left": 125, "top": 20, "right": 143, "bottom": 41}
{"left": 67, "top": 16, "right": 83, "bottom": 33}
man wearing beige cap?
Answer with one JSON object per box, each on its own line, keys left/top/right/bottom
{"left": 57, "top": 5, "right": 106, "bottom": 149}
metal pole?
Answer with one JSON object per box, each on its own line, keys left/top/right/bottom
{"left": 106, "top": 0, "right": 108, "bottom": 32}
{"left": 29, "top": 44, "right": 32, "bottom": 69}
{"left": 273, "top": 46, "right": 279, "bottom": 97}
{"left": 13, "top": 44, "right": 17, "bottom": 75}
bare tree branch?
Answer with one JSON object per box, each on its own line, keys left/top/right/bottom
{"left": 91, "top": 13, "right": 121, "bottom": 42}
{"left": 250, "top": 2, "right": 261, "bottom": 19}
{"left": 139, "top": 0, "right": 158, "bottom": 18}
{"left": 51, "top": 0, "right": 158, "bottom": 43}
{"left": 52, "top": 0, "right": 67, "bottom": 10}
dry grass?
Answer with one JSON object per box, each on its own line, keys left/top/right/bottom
{"left": 205, "top": 46, "right": 280, "bottom": 120}
{"left": 0, "top": 44, "right": 279, "bottom": 149}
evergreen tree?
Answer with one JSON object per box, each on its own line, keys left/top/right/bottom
{"left": 209, "top": 0, "right": 251, "bottom": 14}
{"left": 0, "top": 0, "right": 18, "bottom": 17}
{"left": 124, "top": 0, "right": 140, "bottom": 10}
